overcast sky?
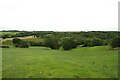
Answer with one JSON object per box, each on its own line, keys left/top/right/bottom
{"left": 0, "top": 0, "right": 119, "bottom": 31}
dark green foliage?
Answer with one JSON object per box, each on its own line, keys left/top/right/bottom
{"left": 103, "top": 40, "right": 109, "bottom": 45}
{"left": 2, "top": 34, "right": 11, "bottom": 39}
{"left": 60, "top": 37, "right": 77, "bottom": 50}
{"left": 72, "top": 40, "right": 78, "bottom": 48}
{"left": 29, "top": 41, "right": 44, "bottom": 46}
{"left": 19, "top": 41, "right": 30, "bottom": 48}
{"left": 0, "top": 45, "right": 10, "bottom": 48}
{"left": 77, "top": 38, "right": 86, "bottom": 45}
{"left": 82, "top": 39, "right": 92, "bottom": 47}
{"left": 91, "top": 37, "right": 103, "bottom": 46}
{"left": 14, "top": 43, "right": 19, "bottom": 47}
{"left": 13, "top": 38, "right": 30, "bottom": 48}
{"left": 111, "top": 36, "right": 120, "bottom": 48}
{"left": 44, "top": 34, "right": 60, "bottom": 49}
{"left": 13, "top": 38, "right": 22, "bottom": 44}
{"left": 2, "top": 31, "right": 120, "bottom": 49}
{"left": 82, "top": 38, "right": 104, "bottom": 47}
{"left": 1, "top": 31, "right": 118, "bottom": 41}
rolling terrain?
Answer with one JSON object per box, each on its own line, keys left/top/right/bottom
{"left": 2, "top": 46, "right": 118, "bottom": 78}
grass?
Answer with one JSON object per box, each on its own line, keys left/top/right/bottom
{"left": 0, "top": 32, "right": 19, "bottom": 35}
{"left": 24, "top": 37, "right": 43, "bottom": 42}
{"left": 2, "top": 46, "right": 118, "bottom": 78}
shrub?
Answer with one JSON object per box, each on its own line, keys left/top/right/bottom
{"left": 103, "top": 40, "right": 109, "bottom": 45}
{"left": 44, "top": 34, "right": 60, "bottom": 49}
{"left": 72, "top": 40, "right": 78, "bottom": 48}
{"left": 82, "top": 39, "right": 92, "bottom": 47}
{"left": 111, "top": 36, "right": 120, "bottom": 48}
{"left": 13, "top": 38, "right": 22, "bottom": 44}
{"left": 82, "top": 38, "right": 104, "bottom": 47}
{"left": 14, "top": 43, "right": 19, "bottom": 47}
{"left": 0, "top": 45, "right": 10, "bottom": 48}
{"left": 77, "top": 38, "right": 86, "bottom": 45}
{"left": 13, "top": 38, "right": 30, "bottom": 48}
{"left": 29, "top": 41, "right": 44, "bottom": 46}
{"left": 60, "top": 37, "right": 77, "bottom": 50}
{"left": 2, "top": 34, "right": 11, "bottom": 39}
{"left": 91, "top": 37, "right": 103, "bottom": 46}
{"left": 19, "top": 41, "right": 30, "bottom": 48}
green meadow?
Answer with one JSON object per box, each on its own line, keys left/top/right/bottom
{"left": 2, "top": 46, "right": 118, "bottom": 78}
{"left": 1, "top": 31, "right": 119, "bottom": 78}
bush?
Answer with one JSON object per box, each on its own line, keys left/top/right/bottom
{"left": 111, "top": 36, "right": 120, "bottom": 48}
{"left": 44, "top": 34, "right": 60, "bottom": 49}
{"left": 14, "top": 43, "right": 19, "bottom": 47}
{"left": 0, "top": 45, "right": 10, "bottom": 48}
{"left": 91, "top": 37, "right": 103, "bottom": 46}
{"left": 13, "top": 38, "right": 22, "bottom": 44}
{"left": 2, "top": 34, "right": 11, "bottom": 39}
{"left": 82, "top": 39, "right": 92, "bottom": 47}
{"left": 60, "top": 37, "right": 77, "bottom": 50}
{"left": 82, "top": 38, "right": 104, "bottom": 47}
{"left": 19, "top": 41, "right": 30, "bottom": 48}
{"left": 13, "top": 38, "right": 30, "bottom": 48}
{"left": 29, "top": 41, "right": 44, "bottom": 46}
{"left": 103, "top": 40, "right": 109, "bottom": 45}
{"left": 77, "top": 38, "right": 86, "bottom": 45}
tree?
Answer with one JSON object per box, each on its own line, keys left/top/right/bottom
{"left": 77, "top": 38, "right": 86, "bottom": 45}
{"left": 2, "top": 34, "right": 11, "bottom": 39}
{"left": 13, "top": 38, "right": 22, "bottom": 44}
{"left": 44, "top": 34, "right": 60, "bottom": 49}
{"left": 0, "top": 45, "right": 9, "bottom": 48}
{"left": 60, "top": 37, "right": 77, "bottom": 50}
{"left": 91, "top": 37, "right": 103, "bottom": 46}
{"left": 82, "top": 39, "right": 92, "bottom": 47}
{"left": 13, "top": 38, "right": 30, "bottom": 48}
{"left": 19, "top": 41, "right": 30, "bottom": 48}
{"left": 29, "top": 41, "right": 44, "bottom": 46}
{"left": 82, "top": 38, "right": 104, "bottom": 47}
{"left": 111, "top": 36, "right": 120, "bottom": 48}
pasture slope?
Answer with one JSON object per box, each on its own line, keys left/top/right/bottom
{"left": 2, "top": 46, "right": 118, "bottom": 78}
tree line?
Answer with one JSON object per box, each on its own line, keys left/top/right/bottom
{"left": 9, "top": 31, "right": 120, "bottom": 50}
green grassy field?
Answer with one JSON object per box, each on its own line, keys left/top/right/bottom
{"left": 2, "top": 46, "right": 118, "bottom": 78}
